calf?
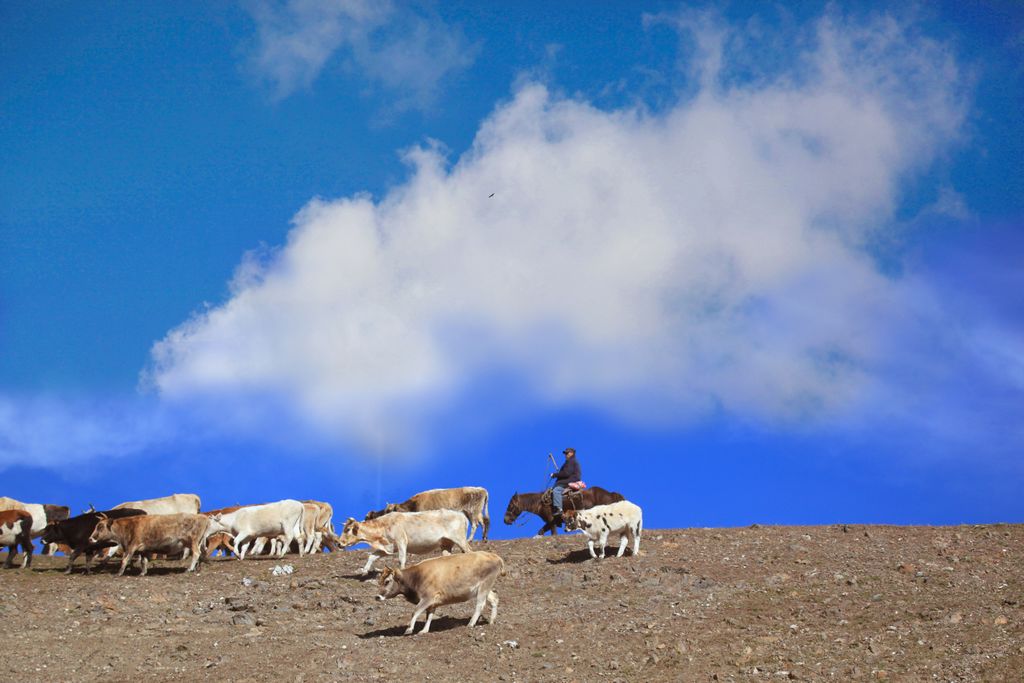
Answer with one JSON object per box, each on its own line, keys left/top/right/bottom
{"left": 0, "top": 510, "right": 33, "bottom": 569}
{"left": 206, "top": 532, "right": 236, "bottom": 557}
{"left": 376, "top": 551, "right": 505, "bottom": 635}
{"left": 40, "top": 508, "right": 147, "bottom": 574}
{"left": 89, "top": 513, "right": 212, "bottom": 576}
{"left": 341, "top": 510, "right": 470, "bottom": 575}
{"left": 367, "top": 486, "right": 490, "bottom": 541}
{"left": 563, "top": 500, "right": 643, "bottom": 559}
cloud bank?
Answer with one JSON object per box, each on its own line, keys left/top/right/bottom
{"left": 150, "top": 12, "right": 972, "bottom": 452}
{"left": 244, "top": 0, "right": 477, "bottom": 107}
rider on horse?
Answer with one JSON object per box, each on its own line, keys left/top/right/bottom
{"left": 550, "top": 447, "right": 581, "bottom": 521}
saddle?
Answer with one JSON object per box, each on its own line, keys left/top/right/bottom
{"left": 541, "top": 486, "right": 585, "bottom": 509}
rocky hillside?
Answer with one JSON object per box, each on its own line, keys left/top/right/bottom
{"left": 2, "top": 524, "right": 1022, "bottom": 681}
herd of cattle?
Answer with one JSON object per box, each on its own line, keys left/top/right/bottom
{"left": 0, "top": 486, "right": 643, "bottom": 635}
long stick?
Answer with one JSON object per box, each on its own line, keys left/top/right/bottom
{"left": 544, "top": 452, "right": 557, "bottom": 490}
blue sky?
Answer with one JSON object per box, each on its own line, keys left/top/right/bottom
{"left": 1, "top": 2, "right": 1022, "bottom": 537}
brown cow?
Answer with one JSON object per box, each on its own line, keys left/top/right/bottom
{"left": 89, "top": 513, "right": 213, "bottom": 576}
{"left": 376, "top": 551, "right": 505, "bottom": 635}
{"left": 0, "top": 497, "right": 70, "bottom": 545}
{"left": 367, "top": 487, "right": 490, "bottom": 541}
{"left": 0, "top": 510, "right": 33, "bottom": 569}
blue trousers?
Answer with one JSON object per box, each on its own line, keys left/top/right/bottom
{"left": 552, "top": 485, "right": 565, "bottom": 513}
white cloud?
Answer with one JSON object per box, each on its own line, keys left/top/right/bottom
{"left": 244, "top": 0, "right": 477, "bottom": 107}
{"left": 150, "top": 12, "right": 968, "bottom": 450}
{"left": 0, "top": 394, "right": 171, "bottom": 469}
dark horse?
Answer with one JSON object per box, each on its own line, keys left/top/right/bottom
{"left": 503, "top": 487, "right": 625, "bottom": 536}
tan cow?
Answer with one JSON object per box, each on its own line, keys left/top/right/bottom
{"left": 367, "top": 487, "right": 490, "bottom": 541}
{"left": 89, "top": 513, "right": 213, "bottom": 576}
{"left": 0, "top": 510, "right": 33, "bottom": 569}
{"left": 376, "top": 551, "right": 505, "bottom": 635}
{"left": 341, "top": 509, "right": 470, "bottom": 575}
{"left": 113, "top": 493, "right": 201, "bottom": 515}
{"left": 302, "top": 499, "right": 336, "bottom": 552}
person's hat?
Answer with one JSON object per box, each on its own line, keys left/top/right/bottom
{"left": 563, "top": 447, "right": 576, "bottom": 456}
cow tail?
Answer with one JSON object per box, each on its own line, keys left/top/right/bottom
{"left": 481, "top": 489, "right": 491, "bottom": 541}
{"left": 499, "top": 556, "right": 507, "bottom": 576}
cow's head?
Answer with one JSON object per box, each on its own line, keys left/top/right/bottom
{"left": 364, "top": 508, "right": 385, "bottom": 521}
{"left": 503, "top": 492, "right": 521, "bottom": 525}
{"left": 376, "top": 566, "right": 404, "bottom": 601}
{"left": 40, "top": 522, "right": 65, "bottom": 545}
{"left": 562, "top": 509, "right": 584, "bottom": 531}
{"left": 339, "top": 518, "right": 361, "bottom": 547}
{"left": 88, "top": 517, "right": 115, "bottom": 545}
{"left": 205, "top": 513, "right": 231, "bottom": 536}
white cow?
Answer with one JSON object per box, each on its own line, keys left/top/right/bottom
{"left": 208, "top": 500, "right": 305, "bottom": 560}
{"left": 563, "top": 500, "right": 643, "bottom": 559}
{"left": 340, "top": 510, "right": 470, "bottom": 575}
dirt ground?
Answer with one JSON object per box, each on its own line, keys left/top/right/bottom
{"left": 2, "top": 524, "right": 1021, "bottom": 682}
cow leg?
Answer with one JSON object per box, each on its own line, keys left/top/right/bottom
{"left": 406, "top": 598, "right": 431, "bottom": 635}
{"left": 188, "top": 541, "right": 203, "bottom": 572}
{"left": 398, "top": 542, "right": 408, "bottom": 569}
{"left": 587, "top": 538, "right": 597, "bottom": 559}
{"left": 360, "top": 553, "right": 380, "bottom": 575}
{"left": 21, "top": 534, "right": 32, "bottom": 568}
{"left": 140, "top": 554, "right": 150, "bottom": 577}
{"left": 468, "top": 589, "right": 487, "bottom": 627}
{"left": 616, "top": 533, "right": 628, "bottom": 558}
{"left": 482, "top": 515, "right": 490, "bottom": 542}
{"left": 420, "top": 608, "right": 437, "bottom": 634}
{"left": 598, "top": 530, "right": 609, "bottom": 559}
{"left": 2, "top": 545, "right": 12, "bottom": 569}
{"left": 65, "top": 550, "right": 81, "bottom": 574}
{"left": 249, "top": 537, "right": 265, "bottom": 556}
{"left": 633, "top": 521, "right": 642, "bottom": 555}
{"left": 278, "top": 534, "right": 293, "bottom": 558}
{"left": 118, "top": 550, "right": 133, "bottom": 576}
{"left": 487, "top": 590, "right": 499, "bottom": 624}
{"left": 235, "top": 534, "right": 250, "bottom": 560}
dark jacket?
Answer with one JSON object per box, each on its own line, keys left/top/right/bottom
{"left": 552, "top": 456, "right": 581, "bottom": 487}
